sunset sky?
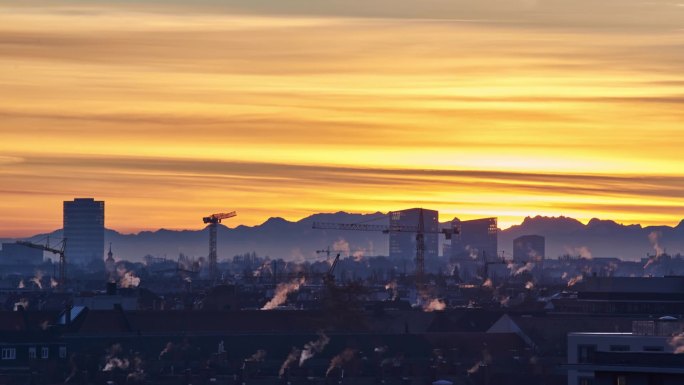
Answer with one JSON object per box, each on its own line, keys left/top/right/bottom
{"left": 1, "top": 0, "right": 684, "bottom": 236}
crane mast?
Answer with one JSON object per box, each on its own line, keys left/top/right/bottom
{"left": 202, "top": 211, "right": 236, "bottom": 281}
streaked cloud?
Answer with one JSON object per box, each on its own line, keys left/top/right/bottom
{"left": 0, "top": 2, "right": 683, "bottom": 236}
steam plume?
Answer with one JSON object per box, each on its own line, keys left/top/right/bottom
{"left": 299, "top": 332, "right": 330, "bottom": 366}
{"left": 326, "top": 348, "right": 356, "bottom": 377}
{"left": 422, "top": 298, "right": 446, "bottom": 312}
{"left": 262, "top": 277, "right": 305, "bottom": 310}
{"left": 279, "top": 348, "right": 301, "bottom": 377}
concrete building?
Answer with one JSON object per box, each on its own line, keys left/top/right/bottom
{"left": 568, "top": 318, "right": 684, "bottom": 385}
{"left": 63, "top": 198, "right": 105, "bottom": 266}
{"left": 451, "top": 217, "right": 498, "bottom": 262}
{"left": 0, "top": 243, "right": 43, "bottom": 266}
{"left": 555, "top": 276, "right": 684, "bottom": 315}
{"left": 389, "top": 208, "right": 439, "bottom": 260}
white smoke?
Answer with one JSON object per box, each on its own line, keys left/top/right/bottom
{"left": 333, "top": 239, "right": 351, "bottom": 256}
{"left": 279, "top": 348, "right": 301, "bottom": 377}
{"left": 668, "top": 332, "right": 684, "bottom": 354}
{"left": 246, "top": 349, "right": 267, "bottom": 362}
{"left": 299, "top": 332, "right": 330, "bottom": 366}
{"left": 644, "top": 231, "right": 664, "bottom": 269}
{"left": 30, "top": 270, "right": 44, "bottom": 290}
{"left": 262, "top": 278, "right": 305, "bottom": 310}
{"left": 385, "top": 281, "right": 398, "bottom": 300}
{"left": 120, "top": 271, "right": 141, "bottom": 288}
{"left": 326, "top": 348, "right": 356, "bottom": 377}
{"left": 512, "top": 262, "right": 535, "bottom": 276}
{"left": 422, "top": 298, "right": 446, "bottom": 312}
{"left": 103, "top": 343, "right": 130, "bottom": 372}
{"left": 467, "top": 350, "right": 492, "bottom": 375}
{"left": 567, "top": 275, "right": 583, "bottom": 287}
{"left": 565, "top": 246, "right": 593, "bottom": 260}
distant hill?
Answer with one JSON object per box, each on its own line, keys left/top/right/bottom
{"left": 2, "top": 213, "right": 684, "bottom": 262}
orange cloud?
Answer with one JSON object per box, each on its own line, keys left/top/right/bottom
{"left": 0, "top": 3, "right": 683, "bottom": 236}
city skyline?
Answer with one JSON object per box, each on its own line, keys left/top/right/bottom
{"left": 2, "top": 0, "right": 684, "bottom": 236}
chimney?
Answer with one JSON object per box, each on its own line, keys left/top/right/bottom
{"left": 106, "top": 281, "right": 117, "bottom": 296}
{"left": 64, "top": 302, "right": 72, "bottom": 326}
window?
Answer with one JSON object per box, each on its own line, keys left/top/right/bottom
{"left": 41, "top": 347, "right": 49, "bottom": 359}
{"left": 643, "top": 346, "right": 664, "bottom": 352}
{"left": 578, "top": 345, "right": 597, "bottom": 363}
{"left": 28, "top": 347, "right": 36, "bottom": 359}
{"left": 616, "top": 375, "right": 627, "bottom": 385}
{"left": 610, "top": 345, "right": 631, "bottom": 352}
{"left": 1, "top": 348, "right": 16, "bottom": 360}
{"left": 59, "top": 347, "right": 67, "bottom": 359}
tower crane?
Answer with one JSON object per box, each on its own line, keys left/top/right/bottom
{"left": 16, "top": 238, "right": 67, "bottom": 289}
{"left": 324, "top": 253, "right": 341, "bottom": 286}
{"left": 202, "top": 211, "right": 236, "bottom": 281}
{"left": 312, "top": 209, "right": 457, "bottom": 288}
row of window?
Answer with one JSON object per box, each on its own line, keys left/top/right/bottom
{"left": 609, "top": 345, "right": 664, "bottom": 352}
{"left": 1, "top": 347, "right": 66, "bottom": 360}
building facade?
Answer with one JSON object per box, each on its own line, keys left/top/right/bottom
{"left": 568, "top": 319, "right": 684, "bottom": 385}
{"left": 0, "top": 243, "right": 43, "bottom": 267}
{"left": 63, "top": 198, "right": 105, "bottom": 266}
{"left": 389, "top": 208, "right": 439, "bottom": 260}
{"left": 451, "top": 217, "right": 498, "bottom": 262}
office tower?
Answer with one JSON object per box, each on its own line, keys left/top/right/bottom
{"left": 451, "top": 217, "right": 498, "bottom": 262}
{"left": 63, "top": 198, "right": 105, "bottom": 266}
{"left": 389, "top": 208, "right": 439, "bottom": 260}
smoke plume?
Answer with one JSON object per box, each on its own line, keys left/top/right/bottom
{"left": 668, "top": 332, "right": 684, "bottom": 354}
{"left": 30, "top": 270, "right": 44, "bottom": 290}
{"left": 422, "top": 298, "right": 446, "bottom": 312}
{"left": 120, "top": 271, "right": 141, "bottom": 288}
{"left": 103, "top": 343, "right": 130, "bottom": 371}
{"left": 279, "top": 348, "right": 301, "bottom": 377}
{"left": 567, "top": 275, "right": 583, "bottom": 287}
{"left": 246, "top": 349, "right": 267, "bottom": 362}
{"left": 385, "top": 281, "right": 398, "bottom": 300}
{"left": 644, "top": 231, "right": 665, "bottom": 269}
{"left": 299, "top": 332, "right": 330, "bottom": 366}
{"left": 326, "top": 348, "right": 356, "bottom": 377}
{"left": 262, "top": 278, "right": 305, "bottom": 310}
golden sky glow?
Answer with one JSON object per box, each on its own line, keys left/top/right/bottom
{"left": 1, "top": 1, "right": 684, "bottom": 236}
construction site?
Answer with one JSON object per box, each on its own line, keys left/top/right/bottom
{"left": 2, "top": 205, "right": 684, "bottom": 385}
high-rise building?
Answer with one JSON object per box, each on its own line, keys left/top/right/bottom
{"left": 513, "top": 235, "right": 545, "bottom": 263}
{"left": 451, "top": 217, "right": 498, "bottom": 262}
{"left": 63, "top": 198, "right": 105, "bottom": 266}
{"left": 0, "top": 243, "right": 43, "bottom": 266}
{"left": 389, "top": 208, "right": 439, "bottom": 260}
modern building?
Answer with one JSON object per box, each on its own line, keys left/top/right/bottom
{"left": 63, "top": 198, "right": 105, "bottom": 266}
{"left": 451, "top": 217, "right": 498, "bottom": 262}
{"left": 555, "top": 276, "right": 684, "bottom": 315}
{"left": 513, "top": 235, "right": 545, "bottom": 263}
{"left": 0, "top": 243, "right": 43, "bottom": 266}
{"left": 568, "top": 318, "right": 684, "bottom": 385}
{"left": 389, "top": 208, "right": 439, "bottom": 260}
